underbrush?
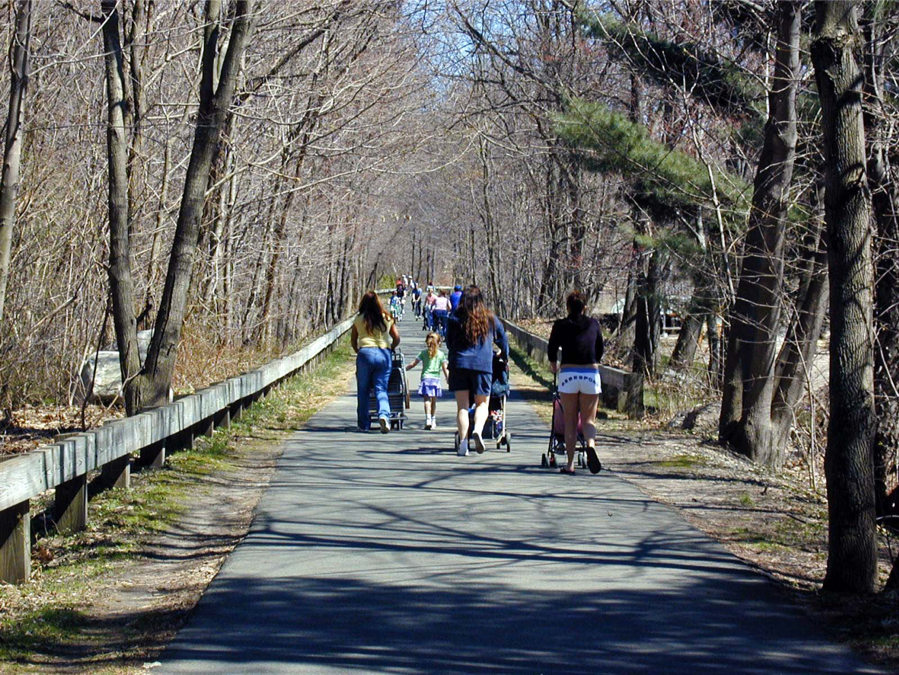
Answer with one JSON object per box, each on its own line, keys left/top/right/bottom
{"left": 0, "top": 319, "right": 334, "bottom": 457}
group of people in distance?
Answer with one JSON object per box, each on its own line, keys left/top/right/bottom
{"left": 351, "top": 284, "right": 508, "bottom": 454}
{"left": 351, "top": 283, "right": 604, "bottom": 472}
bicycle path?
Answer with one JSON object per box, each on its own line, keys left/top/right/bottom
{"left": 157, "top": 316, "right": 877, "bottom": 674}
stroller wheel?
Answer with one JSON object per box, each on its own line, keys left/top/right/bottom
{"left": 505, "top": 432, "right": 511, "bottom": 452}
{"left": 549, "top": 454, "right": 557, "bottom": 468}
{"left": 541, "top": 453, "right": 548, "bottom": 468}
{"left": 454, "top": 433, "right": 460, "bottom": 452}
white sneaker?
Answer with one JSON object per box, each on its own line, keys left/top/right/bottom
{"left": 472, "top": 431, "right": 486, "bottom": 454}
{"left": 379, "top": 417, "right": 390, "bottom": 434}
{"left": 424, "top": 417, "right": 432, "bottom": 430}
{"left": 457, "top": 439, "right": 469, "bottom": 456}
{"left": 431, "top": 418, "right": 438, "bottom": 429}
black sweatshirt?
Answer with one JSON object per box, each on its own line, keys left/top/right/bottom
{"left": 547, "top": 314, "right": 604, "bottom": 365}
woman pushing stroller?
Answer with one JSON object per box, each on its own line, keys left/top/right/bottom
{"left": 548, "top": 290, "right": 603, "bottom": 474}
{"left": 446, "top": 286, "right": 508, "bottom": 456}
{"left": 351, "top": 291, "right": 401, "bottom": 434}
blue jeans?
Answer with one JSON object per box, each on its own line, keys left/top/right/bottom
{"left": 433, "top": 310, "right": 448, "bottom": 337}
{"left": 356, "top": 347, "right": 392, "bottom": 430}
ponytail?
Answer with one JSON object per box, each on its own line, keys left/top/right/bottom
{"left": 425, "top": 332, "right": 440, "bottom": 358}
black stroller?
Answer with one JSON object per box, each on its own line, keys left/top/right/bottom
{"left": 454, "top": 351, "right": 512, "bottom": 452}
{"left": 369, "top": 351, "right": 410, "bottom": 430}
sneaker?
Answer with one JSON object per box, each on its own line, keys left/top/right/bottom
{"left": 431, "top": 418, "right": 438, "bottom": 429}
{"left": 425, "top": 418, "right": 432, "bottom": 430}
{"left": 457, "top": 439, "right": 469, "bottom": 457}
{"left": 472, "top": 431, "right": 486, "bottom": 454}
{"left": 379, "top": 417, "right": 390, "bottom": 434}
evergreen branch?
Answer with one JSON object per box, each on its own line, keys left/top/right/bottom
{"left": 578, "top": 11, "right": 765, "bottom": 121}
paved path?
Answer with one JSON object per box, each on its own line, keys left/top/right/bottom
{"left": 158, "top": 316, "right": 876, "bottom": 674}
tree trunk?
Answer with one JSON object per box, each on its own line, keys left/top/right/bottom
{"left": 718, "top": 1, "right": 801, "bottom": 466}
{"left": 770, "top": 206, "right": 829, "bottom": 453}
{"left": 811, "top": 0, "right": 877, "bottom": 595}
{"left": 861, "top": 8, "right": 899, "bottom": 515}
{"left": 670, "top": 312, "right": 702, "bottom": 370}
{"left": 706, "top": 311, "right": 723, "bottom": 386}
{"left": 141, "top": 0, "right": 254, "bottom": 408}
{"left": 0, "top": 0, "right": 31, "bottom": 325}
{"left": 102, "top": 0, "right": 142, "bottom": 416}
{"left": 634, "top": 247, "right": 665, "bottom": 378}
{"left": 616, "top": 257, "right": 638, "bottom": 361}
{"left": 671, "top": 212, "right": 711, "bottom": 371}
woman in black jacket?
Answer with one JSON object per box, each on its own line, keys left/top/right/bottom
{"left": 547, "top": 290, "right": 604, "bottom": 474}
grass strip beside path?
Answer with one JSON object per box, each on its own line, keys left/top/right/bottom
{"left": 0, "top": 341, "right": 355, "bottom": 674}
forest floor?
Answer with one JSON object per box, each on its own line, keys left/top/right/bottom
{"left": 0, "top": 342, "right": 356, "bottom": 674}
{"left": 509, "top": 342, "right": 899, "bottom": 674}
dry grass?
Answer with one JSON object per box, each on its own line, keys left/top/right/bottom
{"left": 0, "top": 321, "right": 324, "bottom": 457}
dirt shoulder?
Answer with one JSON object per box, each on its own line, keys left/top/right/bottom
{"left": 508, "top": 344, "right": 899, "bottom": 674}
{"left": 0, "top": 343, "right": 355, "bottom": 675}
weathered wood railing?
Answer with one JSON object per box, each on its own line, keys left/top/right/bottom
{"left": 500, "top": 318, "right": 645, "bottom": 419}
{"left": 0, "top": 316, "right": 356, "bottom": 584}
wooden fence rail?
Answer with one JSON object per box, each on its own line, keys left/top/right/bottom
{"left": 500, "top": 319, "right": 644, "bottom": 420}
{"left": 0, "top": 315, "right": 356, "bottom": 584}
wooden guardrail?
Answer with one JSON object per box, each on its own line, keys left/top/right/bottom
{"left": 0, "top": 315, "right": 356, "bottom": 584}
{"left": 500, "top": 319, "right": 644, "bottom": 420}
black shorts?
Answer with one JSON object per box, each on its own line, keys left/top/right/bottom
{"left": 448, "top": 368, "right": 492, "bottom": 396}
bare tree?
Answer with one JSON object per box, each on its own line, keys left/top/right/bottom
{"left": 101, "top": 0, "right": 142, "bottom": 415}
{"left": 718, "top": 1, "right": 802, "bottom": 466}
{"left": 139, "top": 0, "right": 254, "bottom": 409}
{"left": 811, "top": 0, "right": 876, "bottom": 595}
{"left": 0, "top": 0, "right": 32, "bottom": 324}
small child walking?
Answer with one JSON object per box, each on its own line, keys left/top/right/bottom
{"left": 389, "top": 291, "right": 401, "bottom": 320}
{"left": 406, "top": 332, "right": 449, "bottom": 430}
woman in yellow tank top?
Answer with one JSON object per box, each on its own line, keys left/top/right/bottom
{"left": 351, "top": 291, "right": 401, "bottom": 432}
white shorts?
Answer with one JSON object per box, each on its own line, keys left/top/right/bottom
{"left": 558, "top": 367, "right": 602, "bottom": 395}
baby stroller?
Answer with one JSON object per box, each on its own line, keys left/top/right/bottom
{"left": 542, "top": 376, "right": 589, "bottom": 469}
{"left": 369, "top": 351, "right": 410, "bottom": 430}
{"left": 453, "top": 351, "right": 512, "bottom": 453}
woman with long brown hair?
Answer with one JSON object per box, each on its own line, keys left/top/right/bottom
{"left": 547, "top": 290, "right": 604, "bottom": 474}
{"left": 351, "top": 291, "right": 400, "bottom": 433}
{"left": 445, "top": 286, "right": 508, "bottom": 455}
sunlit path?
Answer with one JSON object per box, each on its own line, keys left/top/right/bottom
{"left": 157, "top": 317, "right": 875, "bottom": 674}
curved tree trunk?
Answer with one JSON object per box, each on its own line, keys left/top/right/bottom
{"left": 718, "top": 1, "right": 801, "bottom": 466}
{"left": 812, "top": 0, "right": 877, "bottom": 595}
